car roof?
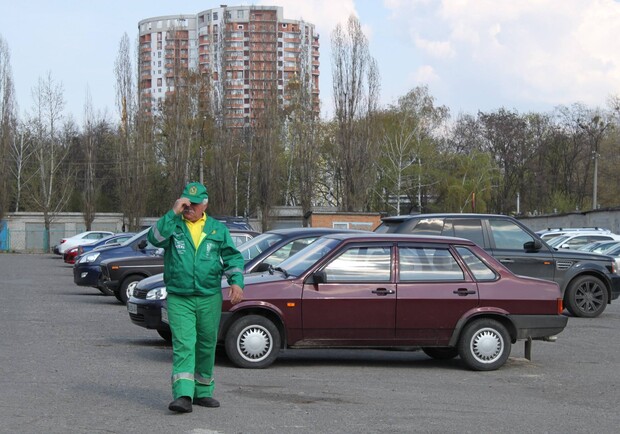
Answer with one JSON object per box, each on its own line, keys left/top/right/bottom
{"left": 263, "top": 227, "right": 366, "bottom": 236}
{"left": 380, "top": 213, "right": 513, "bottom": 222}
{"left": 321, "top": 232, "right": 476, "bottom": 245}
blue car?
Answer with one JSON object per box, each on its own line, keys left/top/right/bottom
{"left": 77, "top": 232, "right": 136, "bottom": 255}
{"left": 73, "top": 228, "right": 159, "bottom": 296}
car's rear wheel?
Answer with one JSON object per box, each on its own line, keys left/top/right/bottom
{"left": 225, "top": 315, "right": 281, "bottom": 369}
{"left": 458, "top": 318, "right": 511, "bottom": 371}
{"left": 119, "top": 276, "right": 143, "bottom": 305}
{"left": 422, "top": 347, "right": 459, "bottom": 360}
{"left": 565, "top": 275, "right": 608, "bottom": 318}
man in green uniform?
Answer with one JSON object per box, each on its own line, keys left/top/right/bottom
{"left": 148, "top": 182, "right": 245, "bottom": 413}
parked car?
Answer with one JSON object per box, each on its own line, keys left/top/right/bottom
{"left": 127, "top": 228, "right": 362, "bottom": 340}
{"left": 56, "top": 230, "right": 114, "bottom": 255}
{"left": 159, "top": 233, "right": 567, "bottom": 371}
{"left": 576, "top": 240, "right": 620, "bottom": 254}
{"left": 546, "top": 232, "right": 620, "bottom": 250}
{"left": 63, "top": 233, "right": 136, "bottom": 264}
{"left": 73, "top": 228, "right": 159, "bottom": 295}
{"left": 100, "top": 229, "right": 258, "bottom": 304}
{"left": 536, "top": 227, "right": 612, "bottom": 241}
{"left": 375, "top": 213, "right": 620, "bottom": 318}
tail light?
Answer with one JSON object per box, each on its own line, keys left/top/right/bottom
{"left": 557, "top": 298, "right": 564, "bottom": 314}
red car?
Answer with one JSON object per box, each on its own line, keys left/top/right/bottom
{"left": 164, "top": 233, "right": 568, "bottom": 371}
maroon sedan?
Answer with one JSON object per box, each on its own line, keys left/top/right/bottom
{"left": 165, "top": 233, "right": 568, "bottom": 371}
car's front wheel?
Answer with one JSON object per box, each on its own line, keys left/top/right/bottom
{"left": 225, "top": 315, "right": 281, "bottom": 369}
{"left": 157, "top": 328, "right": 172, "bottom": 342}
{"left": 458, "top": 318, "right": 511, "bottom": 371}
{"left": 119, "top": 276, "right": 143, "bottom": 305}
{"left": 565, "top": 275, "right": 608, "bottom": 318}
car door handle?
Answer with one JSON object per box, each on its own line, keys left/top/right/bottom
{"left": 372, "top": 288, "right": 395, "bottom": 296}
{"left": 453, "top": 288, "right": 476, "bottom": 296}
{"left": 499, "top": 258, "right": 514, "bottom": 263}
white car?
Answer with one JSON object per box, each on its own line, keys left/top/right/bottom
{"left": 536, "top": 227, "right": 612, "bottom": 241}
{"left": 56, "top": 231, "right": 114, "bottom": 255}
{"left": 546, "top": 231, "right": 620, "bottom": 250}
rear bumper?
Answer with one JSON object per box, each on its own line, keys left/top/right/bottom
{"left": 507, "top": 314, "right": 568, "bottom": 339}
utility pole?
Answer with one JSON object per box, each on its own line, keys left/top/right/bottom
{"left": 592, "top": 151, "right": 599, "bottom": 210}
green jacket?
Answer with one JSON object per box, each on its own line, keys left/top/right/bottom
{"left": 148, "top": 210, "right": 245, "bottom": 296}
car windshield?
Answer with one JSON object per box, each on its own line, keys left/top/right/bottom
{"left": 238, "top": 233, "right": 285, "bottom": 261}
{"left": 274, "top": 237, "right": 341, "bottom": 277}
{"left": 121, "top": 228, "right": 149, "bottom": 246}
{"left": 547, "top": 235, "right": 570, "bottom": 247}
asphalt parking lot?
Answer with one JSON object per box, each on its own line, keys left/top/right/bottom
{"left": 1, "top": 253, "right": 619, "bottom": 434}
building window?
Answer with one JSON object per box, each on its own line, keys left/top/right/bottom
{"left": 213, "top": 12, "right": 218, "bottom": 20}
{"left": 237, "top": 10, "right": 244, "bottom": 19}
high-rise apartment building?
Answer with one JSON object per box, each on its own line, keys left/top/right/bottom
{"left": 138, "top": 5, "right": 320, "bottom": 127}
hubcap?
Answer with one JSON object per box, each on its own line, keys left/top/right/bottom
{"left": 576, "top": 281, "right": 604, "bottom": 313}
{"left": 238, "top": 325, "right": 272, "bottom": 362}
{"left": 127, "top": 281, "right": 138, "bottom": 300}
{"left": 470, "top": 327, "right": 503, "bottom": 363}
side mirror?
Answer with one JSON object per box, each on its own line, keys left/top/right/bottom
{"left": 312, "top": 270, "right": 327, "bottom": 284}
{"left": 137, "top": 239, "right": 147, "bottom": 250}
{"left": 524, "top": 239, "right": 543, "bottom": 252}
{"left": 254, "top": 262, "right": 272, "bottom": 273}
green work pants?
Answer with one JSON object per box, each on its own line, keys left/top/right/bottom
{"left": 167, "top": 292, "right": 222, "bottom": 399}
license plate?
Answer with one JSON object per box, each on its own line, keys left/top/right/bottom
{"left": 127, "top": 302, "right": 137, "bottom": 314}
{"left": 161, "top": 307, "right": 169, "bottom": 324}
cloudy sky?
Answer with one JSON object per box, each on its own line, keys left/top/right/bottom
{"left": 1, "top": 0, "right": 619, "bottom": 123}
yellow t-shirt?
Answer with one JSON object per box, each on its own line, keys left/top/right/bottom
{"left": 184, "top": 213, "right": 206, "bottom": 250}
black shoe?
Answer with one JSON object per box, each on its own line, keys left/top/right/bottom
{"left": 193, "top": 397, "right": 220, "bottom": 408}
{"left": 169, "top": 396, "right": 192, "bottom": 413}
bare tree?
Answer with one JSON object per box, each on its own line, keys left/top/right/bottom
{"left": 24, "top": 73, "right": 73, "bottom": 251}
{"left": 376, "top": 85, "right": 449, "bottom": 214}
{"left": 0, "top": 35, "right": 18, "bottom": 220}
{"left": 80, "top": 88, "right": 97, "bottom": 230}
{"left": 115, "top": 33, "right": 147, "bottom": 230}
{"left": 282, "top": 21, "right": 321, "bottom": 226}
{"left": 9, "top": 123, "right": 35, "bottom": 212}
{"left": 331, "top": 15, "right": 380, "bottom": 211}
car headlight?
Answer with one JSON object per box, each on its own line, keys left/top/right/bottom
{"left": 79, "top": 252, "right": 100, "bottom": 263}
{"left": 146, "top": 286, "right": 167, "bottom": 300}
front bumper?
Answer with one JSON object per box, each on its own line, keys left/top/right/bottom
{"left": 609, "top": 274, "right": 620, "bottom": 301}
{"left": 127, "top": 297, "right": 168, "bottom": 331}
{"left": 73, "top": 264, "right": 102, "bottom": 287}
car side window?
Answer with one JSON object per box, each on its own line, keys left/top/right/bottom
{"left": 488, "top": 219, "right": 533, "bottom": 250}
{"left": 442, "top": 219, "right": 486, "bottom": 247}
{"left": 322, "top": 246, "right": 391, "bottom": 282}
{"left": 411, "top": 218, "right": 444, "bottom": 235}
{"left": 455, "top": 247, "right": 497, "bottom": 280}
{"left": 398, "top": 246, "right": 464, "bottom": 281}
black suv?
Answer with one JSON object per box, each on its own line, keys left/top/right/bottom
{"left": 376, "top": 213, "right": 620, "bottom": 318}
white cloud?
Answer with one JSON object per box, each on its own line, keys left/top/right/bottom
{"left": 385, "top": 0, "right": 620, "bottom": 111}
{"left": 257, "top": 0, "right": 357, "bottom": 38}
{"left": 411, "top": 65, "right": 440, "bottom": 84}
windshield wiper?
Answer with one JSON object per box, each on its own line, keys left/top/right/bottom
{"left": 274, "top": 267, "right": 290, "bottom": 278}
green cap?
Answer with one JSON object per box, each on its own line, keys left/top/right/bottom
{"left": 181, "top": 182, "right": 208, "bottom": 204}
